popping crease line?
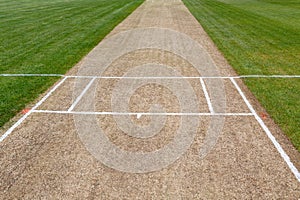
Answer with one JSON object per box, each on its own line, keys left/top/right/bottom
{"left": 1, "top": 74, "right": 300, "bottom": 79}
{"left": 32, "top": 110, "right": 254, "bottom": 116}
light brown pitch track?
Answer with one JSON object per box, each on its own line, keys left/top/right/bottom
{"left": 1, "top": 0, "right": 299, "bottom": 199}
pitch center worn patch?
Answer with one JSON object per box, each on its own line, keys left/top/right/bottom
{"left": 73, "top": 28, "right": 226, "bottom": 173}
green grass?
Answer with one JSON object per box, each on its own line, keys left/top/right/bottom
{"left": 183, "top": 0, "right": 300, "bottom": 150}
{"left": 245, "top": 78, "right": 300, "bottom": 150}
{"left": 0, "top": 0, "right": 144, "bottom": 127}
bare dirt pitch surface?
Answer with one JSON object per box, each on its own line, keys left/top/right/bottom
{"left": 1, "top": 0, "right": 300, "bottom": 199}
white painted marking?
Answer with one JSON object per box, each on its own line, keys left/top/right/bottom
{"left": 200, "top": 78, "right": 214, "bottom": 114}
{"left": 230, "top": 78, "right": 300, "bottom": 182}
{"left": 0, "top": 74, "right": 63, "bottom": 77}
{"left": 70, "top": 75, "right": 299, "bottom": 79}
{"left": 66, "top": 76, "right": 236, "bottom": 79}
{"left": 33, "top": 110, "right": 253, "bottom": 116}
{"left": 68, "top": 78, "right": 96, "bottom": 112}
{"left": 0, "top": 77, "right": 68, "bottom": 142}
{"left": 137, "top": 113, "right": 142, "bottom": 119}
{"left": 0, "top": 74, "right": 300, "bottom": 79}
{"left": 240, "top": 75, "right": 300, "bottom": 78}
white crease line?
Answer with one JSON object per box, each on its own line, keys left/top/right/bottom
{"left": 230, "top": 78, "right": 300, "bottom": 182}
{"left": 33, "top": 110, "right": 253, "bottom": 116}
{"left": 0, "top": 74, "right": 63, "bottom": 77}
{"left": 68, "top": 78, "right": 96, "bottom": 112}
{"left": 240, "top": 75, "right": 300, "bottom": 78}
{"left": 66, "top": 76, "right": 236, "bottom": 79}
{"left": 69, "top": 75, "right": 300, "bottom": 79}
{"left": 61, "top": 75, "right": 300, "bottom": 79}
{"left": 200, "top": 78, "right": 214, "bottom": 114}
{"left": 0, "top": 77, "right": 68, "bottom": 142}
{"left": 0, "top": 74, "right": 300, "bottom": 79}
{"left": 64, "top": 75, "right": 300, "bottom": 79}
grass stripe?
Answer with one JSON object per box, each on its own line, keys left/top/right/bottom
{"left": 0, "top": 0, "right": 144, "bottom": 128}
{"left": 183, "top": 0, "right": 300, "bottom": 151}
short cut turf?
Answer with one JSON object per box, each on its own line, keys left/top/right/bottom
{"left": 183, "top": 0, "right": 300, "bottom": 151}
{"left": 0, "top": 0, "right": 144, "bottom": 127}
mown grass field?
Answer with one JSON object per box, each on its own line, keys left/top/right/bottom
{"left": 183, "top": 0, "right": 300, "bottom": 150}
{"left": 0, "top": 0, "right": 144, "bottom": 128}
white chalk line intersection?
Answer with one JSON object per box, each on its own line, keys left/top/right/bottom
{"left": 230, "top": 78, "right": 300, "bottom": 182}
{"left": 0, "top": 75, "right": 299, "bottom": 182}
{"left": 68, "top": 78, "right": 96, "bottom": 112}
{"left": 0, "top": 77, "right": 68, "bottom": 142}
{"left": 200, "top": 78, "right": 214, "bottom": 113}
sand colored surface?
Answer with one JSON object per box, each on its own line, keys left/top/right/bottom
{"left": 1, "top": 0, "right": 299, "bottom": 199}
{"left": 1, "top": 114, "right": 300, "bottom": 199}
